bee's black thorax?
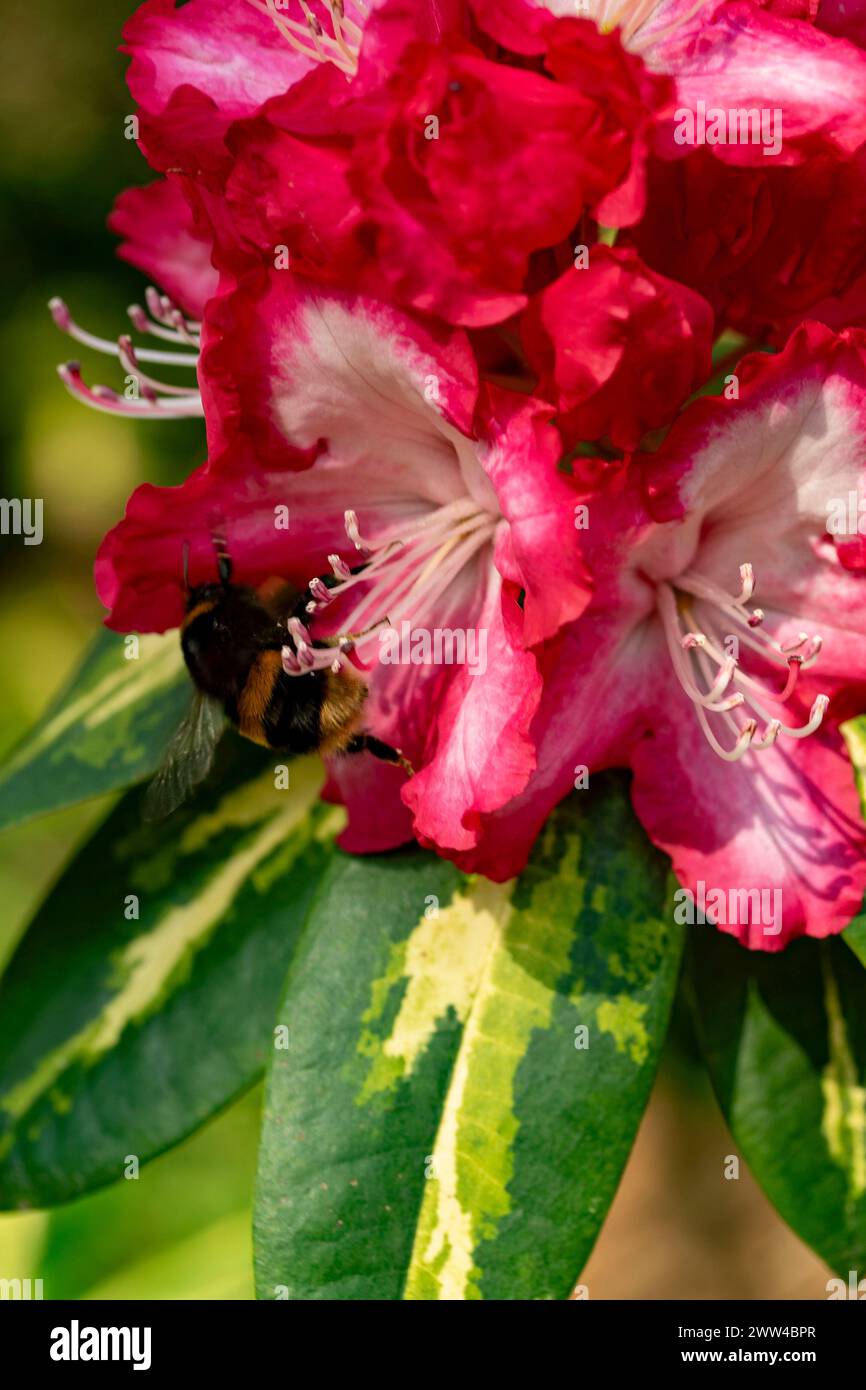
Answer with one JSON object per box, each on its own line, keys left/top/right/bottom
{"left": 145, "top": 567, "right": 409, "bottom": 824}
{"left": 181, "top": 583, "right": 275, "bottom": 702}
{"left": 179, "top": 580, "right": 365, "bottom": 756}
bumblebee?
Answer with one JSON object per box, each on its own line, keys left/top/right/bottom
{"left": 143, "top": 535, "right": 411, "bottom": 820}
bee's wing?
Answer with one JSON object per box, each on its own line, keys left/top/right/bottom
{"left": 142, "top": 692, "right": 226, "bottom": 822}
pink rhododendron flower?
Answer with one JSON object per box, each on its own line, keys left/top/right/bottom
{"left": 49, "top": 284, "right": 206, "bottom": 424}
{"left": 457, "top": 324, "right": 866, "bottom": 947}
{"left": 109, "top": 177, "right": 218, "bottom": 321}
{"left": 818, "top": 0, "right": 866, "bottom": 44}
{"left": 522, "top": 245, "right": 714, "bottom": 449}
{"left": 632, "top": 145, "right": 866, "bottom": 342}
{"left": 121, "top": 0, "right": 332, "bottom": 178}
{"left": 95, "top": 274, "right": 589, "bottom": 862}
{"left": 122, "top": 0, "right": 459, "bottom": 179}
{"left": 471, "top": 0, "right": 866, "bottom": 165}
{"left": 49, "top": 0, "right": 866, "bottom": 958}
{"left": 211, "top": 17, "right": 669, "bottom": 324}
{"left": 50, "top": 177, "right": 214, "bottom": 422}
{"left": 50, "top": 0, "right": 467, "bottom": 411}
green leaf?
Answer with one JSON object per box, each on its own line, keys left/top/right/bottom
{"left": 844, "top": 919, "right": 866, "bottom": 971}
{"left": 37, "top": 1089, "right": 263, "bottom": 1300}
{"left": 841, "top": 716, "right": 866, "bottom": 965}
{"left": 31, "top": 1088, "right": 262, "bottom": 1300}
{"left": 0, "top": 629, "right": 189, "bottom": 831}
{"left": 0, "top": 745, "right": 341, "bottom": 1208}
{"left": 254, "top": 771, "right": 684, "bottom": 1300}
{"left": 689, "top": 929, "right": 866, "bottom": 1275}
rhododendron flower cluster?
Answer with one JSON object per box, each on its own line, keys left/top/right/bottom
{"left": 52, "top": 0, "right": 866, "bottom": 950}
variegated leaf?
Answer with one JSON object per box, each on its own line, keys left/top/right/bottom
{"left": 0, "top": 629, "right": 188, "bottom": 831}
{"left": 689, "top": 929, "right": 866, "bottom": 1276}
{"left": 842, "top": 716, "right": 866, "bottom": 966}
{"left": 0, "top": 746, "right": 341, "bottom": 1208}
{"left": 254, "top": 771, "right": 683, "bottom": 1300}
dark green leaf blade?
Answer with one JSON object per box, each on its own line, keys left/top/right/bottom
{"left": 0, "top": 745, "right": 339, "bottom": 1208}
{"left": 689, "top": 928, "right": 866, "bottom": 1276}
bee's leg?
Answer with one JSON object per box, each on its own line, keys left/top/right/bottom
{"left": 345, "top": 733, "right": 414, "bottom": 777}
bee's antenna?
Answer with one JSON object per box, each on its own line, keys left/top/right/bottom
{"left": 181, "top": 540, "right": 191, "bottom": 595}
{"left": 211, "top": 530, "right": 233, "bottom": 586}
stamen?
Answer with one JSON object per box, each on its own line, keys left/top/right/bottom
{"left": 750, "top": 719, "right": 783, "bottom": 751}
{"left": 328, "top": 553, "right": 352, "bottom": 581}
{"left": 117, "top": 336, "right": 199, "bottom": 395}
{"left": 243, "top": 0, "right": 363, "bottom": 77}
{"left": 659, "top": 594, "right": 741, "bottom": 713}
{"left": 625, "top": 0, "right": 713, "bottom": 52}
{"left": 695, "top": 621, "right": 807, "bottom": 705}
{"left": 145, "top": 287, "right": 200, "bottom": 345}
{"left": 307, "top": 577, "right": 334, "bottom": 609}
{"left": 342, "top": 514, "right": 489, "bottom": 637}
{"left": 287, "top": 617, "right": 313, "bottom": 648}
{"left": 49, "top": 297, "right": 199, "bottom": 366}
{"left": 675, "top": 568, "right": 821, "bottom": 668}
{"left": 283, "top": 499, "right": 497, "bottom": 676}
{"left": 739, "top": 692, "right": 830, "bottom": 741}
{"left": 733, "top": 562, "right": 754, "bottom": 605}
{"left": 344, "top": 509, "right": 368, "bottom": 551}
{"left": 657, "top": 564, "right": 830, "bottom": 762}
{"left": 591, "top": 0, "right": 713, "bottom": 52}
{"left": 50, "top": 292, "right": 202, "bottom": 418}
{"left": 127, "top": 303, "right": 200, "bottom": 348}
{"left": 57, "top": 362, "right": 203, "bottom": 419}
{"left": 694, "top": 704, "right": 757, "bottom": 763}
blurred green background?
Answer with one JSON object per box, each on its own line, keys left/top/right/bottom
{"left": 0, "top": 0, "right": 258, "bottom": 1299}
{"left": 0, "top": 0, "right": 833, "bottom": 1301}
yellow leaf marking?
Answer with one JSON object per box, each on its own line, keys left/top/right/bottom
{"left": 820, "top": 949, "right": 866, "bottom": 1201}
{"left": 0, "top": 760, "right": 324, "bottom": 1132}
{"left": 2, "top": 633, "right": 183, "bottom": 774}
